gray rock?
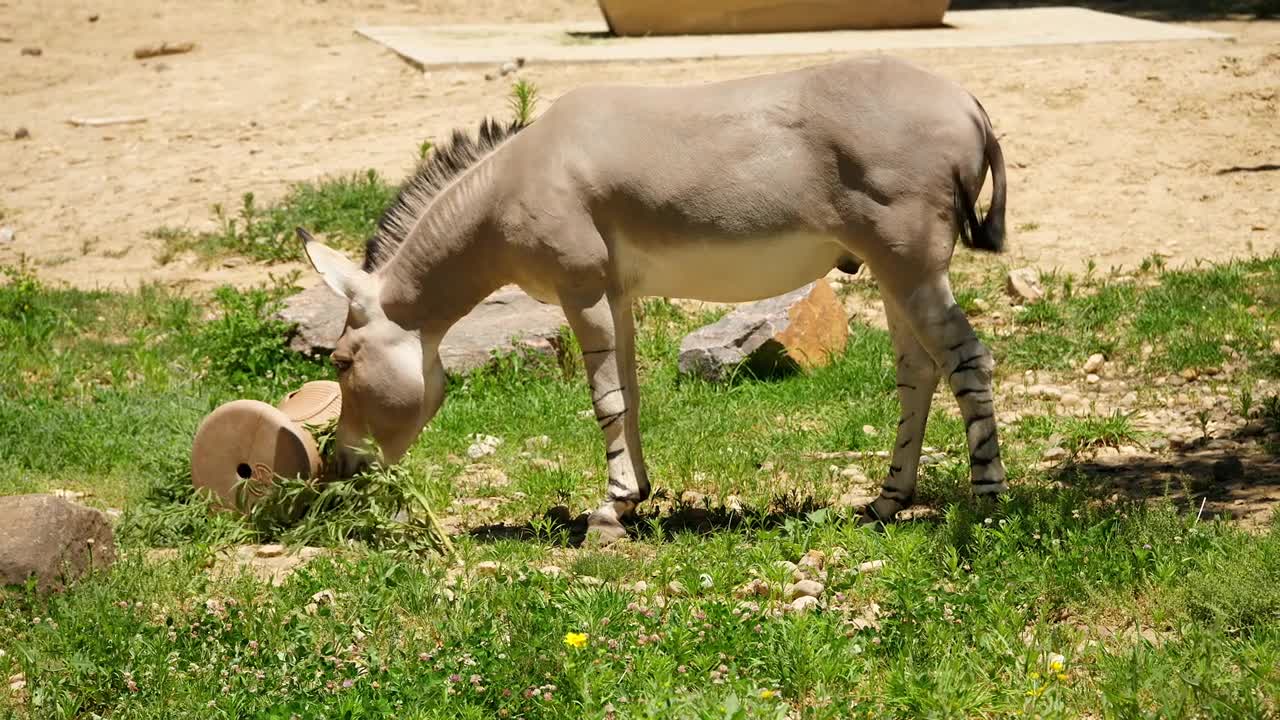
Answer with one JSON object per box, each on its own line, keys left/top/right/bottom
{"left": 0, "top": 227, "right": 13, "bottom": 243}
{"left": 677, "top": 281, "right": 847, "bottom": 382}
{"left": 275, "top": 283, "right": 568, "bottom": 376}
{"left": 0, "top": 495, "right": 115, "bottom": 593}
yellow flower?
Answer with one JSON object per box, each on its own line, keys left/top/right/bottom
{"left": 1028, "top": 671, "right": 1041, "bottom": 680}
{"left": 1056, "top": 673, "right": 1069, "bottom": 682}
{"left": 760, "top": 689, "right": 777, "bottom": 700}
{"left": 563, "top": 632, "right": 588, "bottom": 649}
{"left": 1049, "top": 660, "right": 1064, "bottom": 672}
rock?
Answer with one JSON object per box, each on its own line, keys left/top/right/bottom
{"left": 276, "top": 284, "right": 568, "bottom": 376}
{"left": 1083, "top": 353, "right": 1106, "bottom": 374}
{"left": 734, "top": 578, "right": 770, "bottom": 598}
{"left": 785, "top": 579, "right": 824, "bottom": 600}
{"left": 798, "top": 549, "right": 826, "bottom": 572}
{"left": 0, "top": 495, "right": 115, "bottom": 593}
{"left": 474, "top": 561, "right": 500, "bottom": 577}
{"left": 856, "top": 559, "right": 887, "bottom": 574}
{"left": 1006, "top": 268, "right": 1044, "bottom": 302}
{"left": 89, "top": 13, "right": 99, "bottom": 22}
{"left": 577, "top": 576, "right": 604, "bottom": 587}
{"left": 679, "top": 490, "right": 708, "bottom": 507}
{"left": 11, "top": 128, "right": 28, "bottom": 140}
{"left": 677, "top": 281, "right": 847, "bottom": 382}
{"left": 20, "top": 47, "right": 41, "bottom": 56}
{"left": 525, "top": 435, "right": 551, "bottom": 450}
{"left": 538, "top": 565, "right": 563, "bottom": 577}
{"left": 254, "top": 544, "right": 285, "bottom": 558}
{"left": 1086, "top": 373, "right": 1100, "bottom": 384}
{"left": 1180, "top": 368, "right": 1199, "bottom": 382}
{"left": 838, "top": 465, "right": 868, "bottom": 481}
{"left": 1212, "top": 457, "right": 1244, "bottom": 483}
{"left": 499, "top": 61, "right": 518, "bottom": 75}
{"left": 789, "top": 595, "right": 819, "bottom": 613}
{"left": 466, "top": 434, "right": 501, "bottom": 459}
{"left": 1042, "top": 447, "right": 1068, "bottom": 461}
{"left": 666, "top": 580, "right": 687, "bottom": 596}
{"left": 0, "top": 228, "right": 12, "bottom": 244}
{"left": 861, "top": 424, "right": 878, "bottom": 437}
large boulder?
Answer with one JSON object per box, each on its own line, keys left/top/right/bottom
{"left": 0, "top": 495, "right": 116, "bottom": 593}
{"left": 678, "top": 281, "right": 848, "bottom": 382}
{"left": 276, "top": 284, "right": 569, "bottom": 376}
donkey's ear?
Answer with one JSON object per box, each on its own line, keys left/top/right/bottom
{"left": 297, "top": 227, "right": 373, "bottom": 304}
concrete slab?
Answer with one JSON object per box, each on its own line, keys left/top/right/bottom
{"left": 356, "top": 7, "right": 1229, "bottom": 69}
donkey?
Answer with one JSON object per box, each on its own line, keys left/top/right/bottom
{"left": 297, "top": 54, "right": 1008, "bottom": 543}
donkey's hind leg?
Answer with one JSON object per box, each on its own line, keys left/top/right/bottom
{"left": 892, "top": 272, "right": 1008, "bottom": 500}
{"left": 863, "top": 299, "right": 942, "bottom": 523}
{"left": 560, "top": 289, "right": 649, "bottom": 544}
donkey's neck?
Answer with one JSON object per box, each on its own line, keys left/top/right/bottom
{"left": 377, "top": 160, "right": 508, "bottom": 336}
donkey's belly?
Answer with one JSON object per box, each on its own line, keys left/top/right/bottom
{"left": 621, "top": 232, "right": 846, "bottom": 303}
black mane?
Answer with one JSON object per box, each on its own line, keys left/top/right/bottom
{"left": 362, "top": 116, "right": 527, "bottom": 272}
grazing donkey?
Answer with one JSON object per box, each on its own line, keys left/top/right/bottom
{"left": 298, "top": 55, "right": 1008, "bottom": 542}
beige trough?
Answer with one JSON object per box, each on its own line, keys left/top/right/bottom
{"left": 596, "top": 0, "right": 952, "bottom": 36}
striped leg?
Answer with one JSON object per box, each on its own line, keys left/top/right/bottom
{"left": 864, "top": 301, "right": 941, "bottom": 522}
{"left": 894, "top": 276, "right": 1007, "bottom": 498}
{"left": 561, "top": 291, "right": 647, "bottom": 543}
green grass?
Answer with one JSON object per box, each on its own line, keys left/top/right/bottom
{"left": 152, "top": 170, "right": 398, "bottom": 265}
{"left": 3, "top": 243, "right": 1280, "bottom": 716}
{"left": 982, "top": 255, "right": 1280, "bottom": 376}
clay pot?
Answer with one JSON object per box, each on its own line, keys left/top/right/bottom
{"left": 190, "top": 380, "right": 341, "bottom": 514}
{"left": 597, "top": 0, "right": 951, "bottom": 36}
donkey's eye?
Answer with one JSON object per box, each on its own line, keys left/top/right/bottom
{"left": 332, "top": 355, "right": 352, "bottom": 373}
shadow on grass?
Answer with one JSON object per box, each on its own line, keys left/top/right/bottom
{"left": 1049, "top": 432, "right": 1280, "bottom": 529}
{"left": 949, "top": 0, "right": 1276, "bottom": 21}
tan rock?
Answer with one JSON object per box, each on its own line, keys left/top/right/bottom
{"left": 678, "top": 281, "right": 847, "bottom": 381}
{"left": 0, "top": 495, "right": 115, "bottom": 594}
{"left": 1006, "top": 268, "right": 1044, "bottom": 302}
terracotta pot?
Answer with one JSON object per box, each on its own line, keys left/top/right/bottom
{"left": 190, "top": 380, "right": 342, "bottom": 514}
{"left": 597, "top": 0, "right": 951, "bottom": 36}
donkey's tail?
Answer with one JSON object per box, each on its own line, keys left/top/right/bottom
{"left": 954, "top": 99, "right": 1007, "bottom": 254}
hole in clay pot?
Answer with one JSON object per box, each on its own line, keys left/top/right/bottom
{"left": 236, "top": 463, "right": 253, "bottom": 480}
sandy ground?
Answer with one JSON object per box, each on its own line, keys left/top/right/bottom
{"left": 1, "top": 1, "right": 1277, "bottom": 292}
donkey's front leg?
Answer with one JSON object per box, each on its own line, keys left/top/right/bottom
{"left": 561, "top": 291, "right": 649, "bottom": 543}
{"left": 864, "top": 301, "right": 941, "bottom": 523}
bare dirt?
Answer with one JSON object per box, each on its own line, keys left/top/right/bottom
{"left": 2, "top": 0, "right": 1277, "bottom": 293}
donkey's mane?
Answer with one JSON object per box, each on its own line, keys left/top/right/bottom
{"left": 362, "top": 116, "right": 527, "bottom": 272}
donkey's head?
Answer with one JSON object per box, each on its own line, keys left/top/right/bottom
{"left": 297, "top": 228, "right": 433, "bottom": 478}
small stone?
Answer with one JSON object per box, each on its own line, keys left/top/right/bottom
{"left": 254, "top": 544, "right": 285, "bottom": 558}
{"left": 1147, "top": 438, "right": 1169, "bottom": 451}
{"left": 525, "top": 435, "right": 551, "bottom": 450}
{"left": 474, "top": 560, "right": 500, "bottom": 576}
{"left": 20, "top": 47, "right": 41, "bottom": 56}
{"left": 8, "top": 673, "right": 25, "bottom": 692}
{"left": 1086, "top": 373, "right": 1101, "bottom": 384}
{"left": 734, "top": 578, "right": 770, "bottom": 598}
{"left": 466, "top": 434, "right": 501, "bottom": 459}
{"left": 856, "top": 559, "right": 887, "bottom": 574}
{"left": 1031, "top": 385, "right": 1063, "bottom": 401}
{"left": 499, "top": 61, "right": 518, "bottom": 75}
{"left": 1006, "top": 267, "right": 1044, "bottom": 302}
{"left": 538, "top": 565, "right": 562, "bottom": 577}
{"left": 972, "top": 297, "right": 990, "bottom": 313}
{"left": 798, "top": 549, "right": 826, "bottom": 571}
{"left": 1042, "top": 447, "right": 1068, "bottom": 461}
{"left": 861, "top": 424, "right": 878, "bottom": 437}
{"left": 1212, "top": 457, "right": 1244, "bottom": 483}
{"left": 838, "top": 465, "right": 867, "bottom": 481}
{"left": 666, "top": 580, "right": 687, "bottom": 596}
{"left": 484, "top": 72, "right": 496, "bottom": 81}
{"left": 785, "top": 579, "right": 824, "bottom": 600}
{"left": 680, "top": 490, "right": 707, "bottom": 507}
{"left": 515, "top": 57, "right": 526, "bottom": 67}
{"left": 89, "top": 13, "right": 99, "bottom": 22}
{"left": 12, "top": 128, "right": 28, "bottom": 140}
{"left": 1083, "top": 353, "right": 1106, "bottom": 374}
{"left": 789, "top": 595, "right": 819, "bottom": 613}
{"left": 1180, "top": 368, "right": 1199, "bottom": 382}
{"left": 577, "top": 576, "right": 604, "bottom": 587}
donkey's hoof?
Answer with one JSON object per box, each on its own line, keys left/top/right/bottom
{"left": 585, "top": 514, "right": 628, "bottom": 546}
{"left": 858, "top": 497, "right": 905, "bottom": 528}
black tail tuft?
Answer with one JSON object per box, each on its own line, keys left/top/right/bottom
{"left": 954, "top": 179, "right": 1004, "bottom": 254}
{"left": 955, "top": 103, "right": 1007, "bottom": 254}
